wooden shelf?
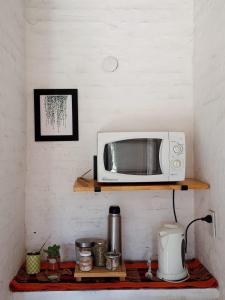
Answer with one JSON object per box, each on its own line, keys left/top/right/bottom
{"left": 73, "top": 178, "right": 209, "bottom": 192}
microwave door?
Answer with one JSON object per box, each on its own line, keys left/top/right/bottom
{"left": 102, "top": 138, "right": 169, "bottom": 181}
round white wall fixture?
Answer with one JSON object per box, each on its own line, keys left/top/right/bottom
{"left": 102, "top": 56, "right": 118, "bottom": 72}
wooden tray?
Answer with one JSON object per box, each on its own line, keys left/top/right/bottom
{"left": 74, "top": 262, "right": 126, "bottom": 282}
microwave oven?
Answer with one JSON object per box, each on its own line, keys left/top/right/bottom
{"left": 97, "top": 132, "right": 185, "bottom": 183}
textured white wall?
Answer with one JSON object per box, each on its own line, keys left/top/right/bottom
{"left": 194, "top": 1, "right": 225, "bottom": 299}
{"left": 0, "top": 1, "right": 26, "bottom": 299}
{"left": 26, "top": 0, "right": 195, "bottom": 260}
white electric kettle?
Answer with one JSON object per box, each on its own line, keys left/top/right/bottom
{"left": 157, "top": 223, "right": 188, "bottom": 281}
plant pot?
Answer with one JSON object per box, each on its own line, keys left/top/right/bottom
{"left": 46, "top": 256, "right": 60, "bottom": 282}
{"left": 26, "top": 252, "right": 41, "bottom": 275}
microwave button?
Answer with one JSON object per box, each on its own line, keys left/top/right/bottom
{"left": 172, "top": 160, "right": 181, "bottom": 168}
{"left": 173, "top": 144, "right": 183, "bottom": 154}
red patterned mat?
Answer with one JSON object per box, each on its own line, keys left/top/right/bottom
{"left": 10, "top": 259, "right": 218, "bottom": 292}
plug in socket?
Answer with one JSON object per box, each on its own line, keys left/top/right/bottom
{"left": 208, "top": 209, "right": 216, "bottom": 238}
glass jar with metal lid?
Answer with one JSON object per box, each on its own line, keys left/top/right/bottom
{"left": 75, "top": 238, "right": 95, "bottom": 264}
{"left": 93, "top": 239, "right": 107, "bottom": 267}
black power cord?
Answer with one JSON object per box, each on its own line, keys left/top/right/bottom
{"left": 185, "top": 215, "right": 212, "bottom": 253}
{"left": 171, "top": 191, "right": 212, "bottom": 254}
{"left": 172, "top": 190, "right": 178, "bottom": 223}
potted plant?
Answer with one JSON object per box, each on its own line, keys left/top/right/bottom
{"left": 44, "top": 244, "right": 61, "bottom": 282}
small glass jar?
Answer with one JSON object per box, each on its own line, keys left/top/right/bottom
{"left": 105, "top": 252, "right": 121, "bottom": 271}
{"left": 75, "top": 238, "right": 95, "bottom": 264}
{"left": 46, "top": 256, "right": 60, "bottom": 282}
{"left": 79, "top": 251, "right": 93, "bottom": 272}
{"left": 94, "top": 239, "right": 107, "bottom": 267}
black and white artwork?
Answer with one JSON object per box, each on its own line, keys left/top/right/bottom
{"left": 34, "top": 89, "right": 78, "bottom": 141}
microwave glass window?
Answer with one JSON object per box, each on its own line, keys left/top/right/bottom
{"left": 104, "top": 138, "right": 162, "bottom": 175}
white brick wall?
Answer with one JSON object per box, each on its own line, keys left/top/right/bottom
{"left": 194, "top": 1, "right": 225, "bottom": 299}
{"left": 0, "top": 0, "right": 26, "bottom": 299}
{"left": 25, "top": 0, "right": 195, "bottom": 261}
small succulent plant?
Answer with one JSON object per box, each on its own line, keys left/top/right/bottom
{"left": 44, "top": 244, "right": 60, "bottom": 258}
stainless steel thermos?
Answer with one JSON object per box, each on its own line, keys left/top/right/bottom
{"left": 108, "top": 206, "right": 122, "bottom": 254}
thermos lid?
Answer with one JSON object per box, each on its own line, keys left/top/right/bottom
{"left": 109, "top": 205, "right": 120, "bottom": 214}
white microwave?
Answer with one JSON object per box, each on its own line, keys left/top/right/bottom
{"left": 97, "top": 132, "right": 185, "bottom": 183}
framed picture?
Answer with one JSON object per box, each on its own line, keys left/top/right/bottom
{"left": 34, "top": 89, "right": 78, "bottom": 141}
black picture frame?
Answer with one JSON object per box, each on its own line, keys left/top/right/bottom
{"left": 34, "top": 89, "right": 78, "bottom": 141}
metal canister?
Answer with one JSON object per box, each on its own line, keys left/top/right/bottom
{"left": 105, "top": 251, "right": 121, "bottom": 271}
{"left": 94, "top": 239, "right": 107, "bottom": 267}
{"left": 108, "top": 206, "right": 122, "bottom": 254}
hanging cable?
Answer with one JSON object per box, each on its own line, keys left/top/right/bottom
{"left": 172, "top": 190, "right": 178, "bottom": 223}
{"left": 185, "top": 215, "right": 212, "bottom": 253}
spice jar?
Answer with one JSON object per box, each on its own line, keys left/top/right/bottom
{"left": 105, "top": 251, "right": 121, "bottom": 271}
{"left": 94, "top": 239, "right": 107, "bottom": 267}
{"left": 79, "top": 251, "right": 93, "bottom": 272}
{"left": 75, "top": 238, "right": 95, "bottom": 264}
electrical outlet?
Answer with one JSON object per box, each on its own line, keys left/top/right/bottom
{"left": 208, "top": 209, "right": 216, "bottom": 238}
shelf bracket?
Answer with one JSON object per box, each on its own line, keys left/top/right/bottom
{"left": 181, "top": 185, "right": 189, "bottom": 191}
{"left": 94, "top": 184, "right": 101, "bottom": 193}
{"left": 93, "top": 155, "right": 101, "bottom": 192}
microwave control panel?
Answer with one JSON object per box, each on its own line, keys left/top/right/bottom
{"left": 169, "top": 132, "right": 185, "bottom": 180}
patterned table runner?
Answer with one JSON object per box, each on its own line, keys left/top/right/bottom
{"left": 10, "top": 259, "right": 218, "bottom": 292}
